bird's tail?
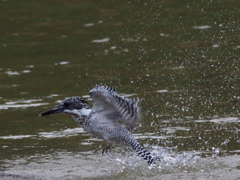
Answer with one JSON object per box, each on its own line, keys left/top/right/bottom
{"left": 129, "top": 140, "right": 155, "bottom": 165}
{"left": 120, "top": 130, "right": 155, "bottom": 165}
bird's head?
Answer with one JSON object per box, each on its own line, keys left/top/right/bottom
{"left": 40, "top": 97, "right": 90, "bottom": 117}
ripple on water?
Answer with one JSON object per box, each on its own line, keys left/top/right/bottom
{"left": 91, "top": 38, "right": 110, "bottom": 43}
{"left": 54, "top": 61, "right": 69, "bottom": 65}
{"left": 195, "top": 117, "right": 239, "bottom": 123}
{"left": 193, "top": 25, "right": 211, "bottom": 29}
{"left": 0, "top": 99, "right": 48, "bottom": 110}
{"left": 0, "top": 128, "right": 85, "bottom": 140}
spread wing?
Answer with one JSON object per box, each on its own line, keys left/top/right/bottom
{"left": 89, "top": 85, "right": 141, "bottom": 131}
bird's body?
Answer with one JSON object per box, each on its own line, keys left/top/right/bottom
{"left": 41, "top": 85, "right": 156, "bottom": 165}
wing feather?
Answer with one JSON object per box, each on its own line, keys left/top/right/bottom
{"left": 89, "top": 85, "right": 141, "bottom": 131}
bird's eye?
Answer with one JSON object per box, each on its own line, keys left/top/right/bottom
{"left": 75, "top": 104, "right": 83, "bottom": 109}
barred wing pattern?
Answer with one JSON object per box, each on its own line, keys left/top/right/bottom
{"left": 89, "top": 86, "right": 141, "bottom": 131}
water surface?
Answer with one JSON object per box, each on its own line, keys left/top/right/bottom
{"left": 0, "top": 0, "right": 239, "bottom": 179}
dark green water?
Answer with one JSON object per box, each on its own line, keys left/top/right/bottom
{"left": 0, "top": 0, "right": 239, "bottom": 179}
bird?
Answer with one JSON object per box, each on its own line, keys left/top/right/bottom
{"left": 40, "top": 85, "right": 156, "bottom": 165}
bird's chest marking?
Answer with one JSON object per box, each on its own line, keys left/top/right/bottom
{"left": 76, "top": 115, "right": 87, "bottom": 126}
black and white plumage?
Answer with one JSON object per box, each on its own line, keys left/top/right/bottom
{"left": 40, "top": 85, "right": 156, "bottom": 165}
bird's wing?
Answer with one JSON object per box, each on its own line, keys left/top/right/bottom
{"left": 89, "top": 85, "right": 141, "bottom": 131}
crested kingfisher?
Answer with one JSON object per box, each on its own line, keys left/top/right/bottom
{"left": 40, "top": 85, "right": 156, "bottom": 165}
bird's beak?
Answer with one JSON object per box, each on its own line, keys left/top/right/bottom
{"left": 40, "top": 106, "right": 65, "bottom": 116}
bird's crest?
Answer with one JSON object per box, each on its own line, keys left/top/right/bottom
{"left": 61, "top": 97, "right": 88, "bottom": 106}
